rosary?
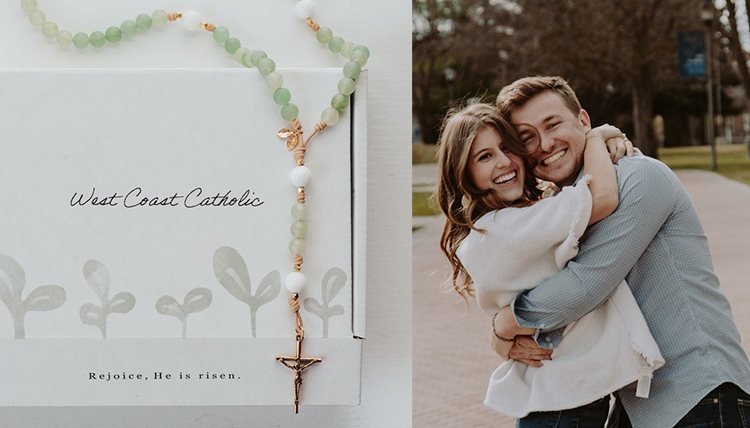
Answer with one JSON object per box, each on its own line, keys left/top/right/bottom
{"left": 20, "top": 0, "right": 368, "bottom": 414}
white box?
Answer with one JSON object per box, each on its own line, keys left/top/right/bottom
{"left": 0, "top": 68, "right": 367, "bottom": 407}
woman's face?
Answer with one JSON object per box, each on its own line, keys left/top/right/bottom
{"left": 466, "top": 126, "right": 526, "bottom": 203}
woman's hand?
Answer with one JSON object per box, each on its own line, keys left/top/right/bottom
{"left": 587, "top": 124, "right": 636, "bottom": 163}
{"left": 490, "top": 333, "right": 553, "bottom": 367}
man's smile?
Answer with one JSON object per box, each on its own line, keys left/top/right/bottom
{"left": 542, "top": 149, "right": 567, "bottom": 166}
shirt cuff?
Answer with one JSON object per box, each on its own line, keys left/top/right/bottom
{"left": 510, "top": 289, "right": 564, "bottom": 349}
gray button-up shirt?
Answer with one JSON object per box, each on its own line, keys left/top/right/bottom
{"left": 510, "top": 155, "right": 750, "bottom": 428}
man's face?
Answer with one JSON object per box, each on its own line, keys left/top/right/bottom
{"left": 509, "top": 91, "right": 591, "bottom": 187}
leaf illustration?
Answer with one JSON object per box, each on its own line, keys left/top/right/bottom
{"left": 328, "top": 304, "right": 345, "bottom": 316}
{"left": 79, "top": 303, "right": 103, "bottom": 326}
{"left": 0, "top": 253, "right": 26, "bottom": 305}
{"left": 156, "top": 288, "right": 213, "bottom": 338}
{"left": 80, "top": 260, "right": 135, "bottom": 338}
{"left": 321, "top": 267, "right": 347, "bottom": 305}
{"left": 24, "top": 285, "right": 66, "bottom": 312}
{"left": 83, "top": 260, "right": 110, "bottom": 301}
{"left": 108, "top": 292, "right": 135, "bottom": 314}
{"left": 303, "top": 298, "right": 325, "bottom": 316}
{"left": 183, "top": 288, "right": 212, "bottom": 314}
{"left": 302, "top": 267, "right": 348, "bottom": 338}
{"left": 213, "top": 246, "right": 252, "bottom": 304}
{"left": 252, "top": 271, "right": 280, "bottom": 309}
{"left": 155, "top": 295, "right": 183, "bottom": 317}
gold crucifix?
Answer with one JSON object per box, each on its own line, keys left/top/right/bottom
{"left": 276, "top": 293, "right": 322, "bottom": 414}
{"left": 276, "top": 334, "right": 322, "bottom": 413}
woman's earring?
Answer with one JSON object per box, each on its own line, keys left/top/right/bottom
{"left": 461, "top": 194, "right": 471, "bottom": 209}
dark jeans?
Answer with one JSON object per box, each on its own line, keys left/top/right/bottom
{"left": 517, "top": 396, "right": 610, "bottom": 428}
{"left": 607, "top": 383, "right": 750, "bottom": 428}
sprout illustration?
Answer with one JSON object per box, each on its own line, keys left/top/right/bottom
{"left": 0, "top": 253, "right": 66, "bottom": 339}
{"left": 155, "top": 288, "right": 213, "bottom": 338}
{"left": 79, "top": 260, "right": 135, "bottom": 338}
{"left": 213, "top": 246, "right": 280, "bottom": 338}
{"left": 303, "top": 267, "right": 346, "bottom": 338}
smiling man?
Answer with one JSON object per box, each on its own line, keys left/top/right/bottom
{"left": 490, "top": 76, "right": 750, "bottom": 428}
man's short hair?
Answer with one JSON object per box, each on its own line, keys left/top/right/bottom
{"left": 497, "top": 76, "right": 582, "bottom": 118}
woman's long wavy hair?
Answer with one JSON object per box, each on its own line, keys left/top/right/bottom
{"left": 436, "top": 103, "right": 543, "bottom": 303}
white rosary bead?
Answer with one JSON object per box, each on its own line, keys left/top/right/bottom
{"left": 290, "top": 166, "right": 312, "bottom": 187}
{"left": 294, "top": 0, "right": 316, "bottom": 19}
{"left": 285, "top": 272, "right": 307, "bottom": 293}
{"left": 182, "top": 10, "right": 203, "bottom": 31}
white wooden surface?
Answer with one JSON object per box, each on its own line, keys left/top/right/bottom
{"left": 0, "top": 1, "right": 412, "bottom": 427}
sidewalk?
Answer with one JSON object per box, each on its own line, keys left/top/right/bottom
{"left": 412, "top": 164, "right": 750, "bottom": 428}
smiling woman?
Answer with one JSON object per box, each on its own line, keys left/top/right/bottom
{"left": 467, "top": 126, "right": 526, "bottom": 203}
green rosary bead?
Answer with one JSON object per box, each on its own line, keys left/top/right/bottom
{"left": 352, "top": 44, "right": 370, "bottom": 58}
{"left": 250, "top": 50, "right": 267, "bottom": 67}
{"left": 120, "top": 20, "right": 137, "bottom": 38}
{"left": 291, "top": 220, "right": 308, "bottom": 239}
{"left": 105, "top": 26, "right": 122, "bottom": 43}
{"left": 224, "top": 38, "right": 241, "bottom": 54}
{"left": 21, "top": 0, "right": 37, "bottom": 13}
{"left": 343, "top": 61, "right": 362, "bottom": 79}
{"left": 258, "top": 58, "right": 276, "bottom": 76}
{"left": 29, "top": 10, "right": 45, "bottom": 27}
{"left": 213, "top": 26, "right": 230, "bottom": 44}
{"left": 41, "top": 21, "right": 58, "bottom": 39}
{"left": 274, "top": 88, "right": 292, "bottom": 105}
{"left": 265, "top": 72, "right": 284, "bottom": 90}
{"left": 331, "top": 93, "right": 349, "bottom": 112}
{"left": 281, "top": 103, "right": 299, "bottom": 121}
{"left": 291, "top": 202, "right": 309, "bottom": 220}
{"left": 241, "top": 50, "right": 256, "bottom": 68}
{"left": 340, "top": 41, "right": 354, "bottom": 59}
{"left": 350, "top": 49, "right": 368, "bottom": 67}
{"left": 338, "top": 77, "right": 356, "bottom": 95}
{"left": 321, "top": 108, "right": 340, "bottom": 126}
{"left": 135, "top": 14, "right": 152, "bottom": 32}
{"left": 152, "top": 10, "right": 168, "bottom": 28}
{"left": 56, "top": 30, "right": 73, "bottom": 47}
{"left": 89, "top": 31, "right": 106, "bottom": 48}
{"left": 72, "top": 32, "right": 89, "bottom": 49}
{"left": 289, "top": 238, "right": 306, "bottom": 255}
{"left": 234, "top": 47, "right": 249, "bottom": 64}
{"left": 316, "top": 27, "right": 333, "bottom": 44}
{"left": 328, "top": 36, "right": 345, "bottom": 53}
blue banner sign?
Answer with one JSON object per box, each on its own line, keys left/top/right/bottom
{"left": 679, "top": 31, "right": 706, "bottom": 78}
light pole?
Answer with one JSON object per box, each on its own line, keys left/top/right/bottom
{"left": 444, "top": 67, "right": 456, "bottom": 101}
{"left": 701, "top": 1, "right": 717, "bottom": 170}
{"left": 498, "top": 50, "right": 509, "bottom": 86}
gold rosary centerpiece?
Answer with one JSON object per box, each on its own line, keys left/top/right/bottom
{"left": 276, "top": 293, "right": 322, "bottom": 414}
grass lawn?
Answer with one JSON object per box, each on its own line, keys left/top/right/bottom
{"left": 411, "top": 144, "right": 750, "bottom": 218}
{"left": 658, "top": 144, "right": 750, "bottom": 187}
{"left": 413, "top": 191, "right": 440, "bottom": 217}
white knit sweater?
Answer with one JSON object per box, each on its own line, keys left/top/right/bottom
{"left": 456, "top": 176, "right": 664, "bottom": 418}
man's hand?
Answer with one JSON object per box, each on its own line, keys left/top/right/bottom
{"left": 490, "top": 333, "right": 553, "bottom": 367}
{"left": 492, "top": 306, "right": 536, "bottom": 340}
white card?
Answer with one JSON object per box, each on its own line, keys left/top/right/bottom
{"left": 0, "top": 68, "right": 365, "bottom": 406}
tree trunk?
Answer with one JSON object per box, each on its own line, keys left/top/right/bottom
{"left": 725, "top": 1, "right": 750, "bottom": 110}
{"left": 631, "top": 76, "right": 657, "bottom": 158}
